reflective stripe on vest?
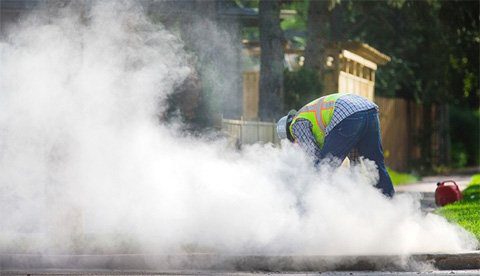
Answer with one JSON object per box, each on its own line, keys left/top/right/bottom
{"left": 296, "top": 95, "right": 338, "bottom": 131}
{"left": 289, "top": 93, "right": 344, "bottom": 147}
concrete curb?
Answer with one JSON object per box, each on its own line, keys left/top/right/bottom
{"left": 1, "top": 252, "right": 479, "bottom": 272}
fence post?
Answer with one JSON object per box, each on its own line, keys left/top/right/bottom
{"left": 272, "top": 118, "right": 275, "bottom": 144}
{"left": 240, "top": 116, "right": 243, "bottom": 145}
{"left": 257, "top": 119, "right": 260, "bottom": 142}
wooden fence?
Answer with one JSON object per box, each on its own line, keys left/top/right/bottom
{"left": 376, "top": 96, "right": 443, "bottom": 171}
{"left": 375, "top": 97, "right": 410, "bottom": 171}
{"left": 221, "top": 118, "right": 279, "bottom": 146}
{"left": 243, "top": 71, "right": 260, "bottom": 120}
{"left": 221, "top": 97, "right": 443, "bottom": 171}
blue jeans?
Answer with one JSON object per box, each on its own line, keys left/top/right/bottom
{"left": 319, "top": 108, "right": 395, "bottom": 197}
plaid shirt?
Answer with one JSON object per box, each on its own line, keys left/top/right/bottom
{"left": 326, "top": 94, "right": 377, "bottom": 135}
{"left": 291, "top": 94, "right": 377, "bottom": 162}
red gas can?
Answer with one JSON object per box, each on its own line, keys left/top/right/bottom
{"left": 435, "top": 180, "right": 463, "bottom": 207}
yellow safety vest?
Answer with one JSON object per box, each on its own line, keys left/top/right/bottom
{"left": 289, "top": 93, "right": 344, "bottom": 148}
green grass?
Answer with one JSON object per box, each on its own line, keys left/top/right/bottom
{"left": 387, "top": 168, "right": 419, "bottom": 186}
{"left": 469, "top": 173, "right": 480, "bottom": 187}
{"left": 436, "top": 176, "right": 480, "bottom": 242}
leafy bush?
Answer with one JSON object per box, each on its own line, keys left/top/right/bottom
{"left": 469, "top": 173, "right": 480, "bottom": 186}
{"left": 387, "top": 167, "right": 419, "bottom": 186}
{"left": 450, "top": 106, "right": 480, "bottom": 167}
{"left": 284, "top": 68, "right": 323, "bottom": 111}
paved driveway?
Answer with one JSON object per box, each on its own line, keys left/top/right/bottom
{"left": 395, "top": 175, "right": 472, "bottom": 193}
{"left": 395, "top": 175, "right": 473, "bottom": 212}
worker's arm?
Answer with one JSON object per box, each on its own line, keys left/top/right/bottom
{"left": 290, "top": 120, "right": 322, "bottom": 165}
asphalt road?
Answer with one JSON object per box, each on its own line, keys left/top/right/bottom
{"left": 1, "top": 252, "right": 479, "bottom": 274}
{"left": 2, "top": 269, "right": 480, "bottom": 275}
{"left": 3, "top": 176, "right": 478, "bottom": 276}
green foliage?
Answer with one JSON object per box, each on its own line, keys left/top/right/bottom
{"left": 333, "top": 0, "right": 479, "bottom": 108}
{"left": 280, "top": 0, "right": 308, "bottom": 31}
{"left": 437, "top": 183, "right": 480, "bottom": 242}
{"left": 279, "top": 0, "right": 310, "bottom": 49}
{"left": 450, "top": 105, "right": 480, "bottom": 167}
{"left": 240, "top": 0, "right": 479, "bottom": 168}
{"left": 387, "top": 168, "right": 419, "bottom": 186}
{"left": 341, "top": 0, "right": 479, "bottom": 168}
{"left": 283, "top": 68, "right": 323, "bottom": 111}
{"left": 349, "top": 1, "right": 447, "bottom": 102}
{"left": 439, "top": 0, "right": 479, "bottom": 108}
{"left": 470, "top": 174, "right": 480, "bottom": 186}
{"left": 242, "top": 26, "right": 259, "bottom": 42}
{"left": 463, "top": 183, "right": 480, "bottom": 201}
{"left": 387, "top": 0, "right": 406, "bottom": 9}
{"left": 451, "top": 144, "right": 468, "bottom": 168}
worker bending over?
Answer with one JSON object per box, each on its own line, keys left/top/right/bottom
{"left": 277, "top": 93, "right": 395, "bottom": 197}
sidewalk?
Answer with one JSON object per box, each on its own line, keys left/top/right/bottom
{"left": 395, "top": 175, "right": 472, "bottom": 193}
{"left": 395, "top": 175, "right": 473, "bottom": 212}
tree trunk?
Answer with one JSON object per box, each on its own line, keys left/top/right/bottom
{"left": 438, "top": 104, "right": 451, "bottom": 166}
{"left": 329, "top": 3, "right": 344, "bottom": 42}
{"left": 259, "top": 0, "right": 284, "bottom": 121}
{"left": 421, "top": 103, "right": 433, "bottom": 169}
{"left": 304, "top": 0, "right": 328, "bottom": 76}
{"left": 220, "top": 18, "right": 243, "bottom": 119}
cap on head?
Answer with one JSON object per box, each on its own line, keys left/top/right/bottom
{"left": 276, "top": 110, "right": 297, "bottom": 142}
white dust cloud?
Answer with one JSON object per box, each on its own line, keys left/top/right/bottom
{"left": 0, "top": 1, "right": 477, "bottom": 256}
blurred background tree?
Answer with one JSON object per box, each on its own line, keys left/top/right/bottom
{"left": 255, "top": 0, "right": 478, "bottom": 170}
{"left": 259, "top": 0, "right": 285, "bottom": 120}
{"left": 160, "top": 0, "right": 478, "bottom": 171}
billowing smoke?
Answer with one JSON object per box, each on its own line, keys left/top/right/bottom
{"left": 0, "top": 1, "right": 477, "bottom": 257}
